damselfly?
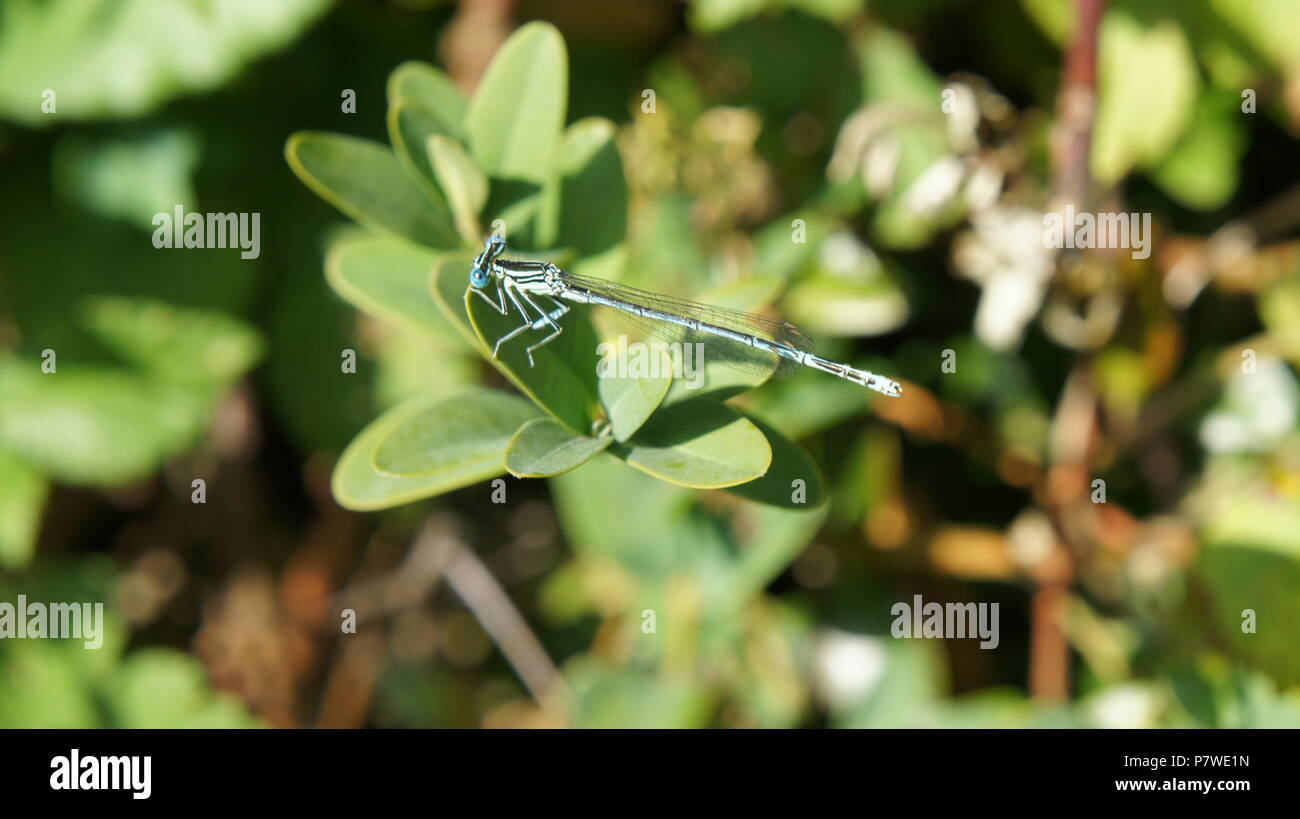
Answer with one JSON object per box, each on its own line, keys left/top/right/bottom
{"left": 467, "top": 235, "right": 902, "bottom": 397}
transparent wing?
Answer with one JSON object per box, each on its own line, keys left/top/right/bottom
{"left": 556, "top": 271, "right": 814, "bottom": 379}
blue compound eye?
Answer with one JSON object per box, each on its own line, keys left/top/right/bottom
{"left": 470, "top": 265, "right": 490, "bottom": 288}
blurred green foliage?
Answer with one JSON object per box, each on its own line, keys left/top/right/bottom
{"left": 2, "top": 0, "right": 1300, "bottom": 729}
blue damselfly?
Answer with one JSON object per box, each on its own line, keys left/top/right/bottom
{"left": 467, "top": 235, "right": 902, "bottom": 397}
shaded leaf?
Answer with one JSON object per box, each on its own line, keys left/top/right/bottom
{"left": 554, "top": 117, "right": 628, "bottom": 260}
{"left": 386, "top": 61, "right": 467, "bottom": 197}
{"left": 388, "top": 61, "right": 468, "bottom": 138}
{"left": 0, "top": 364, "right": 208, "bottom": 486}
{"left": 81, "top": 296, "right": 262, "bottom": 386}
{"left": 725, "top": 412, "right": 825, "bottom": 508}
{"left": 459, "top": 264, "right": 601, "bottom": 434}
{"left": 1149, "top": 89, "right": 1246, "bottom": 210}
{"left": 427, "top": 134, "right": 488, "bottom": 244}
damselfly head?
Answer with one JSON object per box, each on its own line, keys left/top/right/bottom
{"left": 469, "top": 235, "right": 507, "bottom": 289}
{"left": 469, "top": 263, "right": 491, "bottom": 289}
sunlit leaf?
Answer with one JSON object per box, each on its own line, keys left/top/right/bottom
{"left": 0, "top": 0, "right": 330, "bottom": 125}
{"left": 332, "top": 391, "right": 529, "bottom": 509}
{"left": 0, "top": 449, "right": 47, "bottom": 570}
{"left": 325, "top": 233, "right": 453, "bottom": 337}
{"left": 466, "top": 21, "right": 567, "bottom": 186}
{"left": 285, "top": 131, "right": 459, "bottom": 249}
{"left": 372, "top": 388, "right": 540, "bottom": 477}
{"left": 505, "top": 417, "right": 611, "bottom": 477}
{"left": 615, "top": 399, "right": 771, "bottom": 489}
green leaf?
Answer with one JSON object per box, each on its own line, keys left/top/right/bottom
{"left": 782, "top": 239, "right": 910, "bottom": 337}
{"left": 325, "top": 234, "right": 451, "bottom": 336}
{"left": 856, "top": 26, "right": 953, "bottom": 249}
{"left": 387, "top": 61, "right": 468, "bottom": 196}
{"left": 1210, "top": 0, "right": 1300, "bottom": 78}
{"left": 285, "top": 131, "right": 459, "bottom": 249}
{"left": 0, "top": 0, "right": 331, "bottom": 125}
{"left": 1091, "top": 12, "right": 1198, "bottom": 185}
{"left": 81, "top": 296, "right": 263, "bottom": 387}
{"left": 505, "top": 417, "right": 611, "bottom": 477}
{"left": 567, "top": 657, "right": 714, "bottom": 728}
{"left": 1199, "top": 493, "right": 1300, "bottom": 684}
{"left": 725, "top": 412, "right": 825, "bottom": 508}
{"left": 659, "top": 279, "right": 783, "bottom": 405}
{"left": 1149, "top": 89, "right": 1246, "bottom": 210}
{"left": 53, "top": 127, "right": 200, "bottom": 230}
{"left": 333, "top": 392, "right": 519, "bottom": 510}
{"left": 105, "top": 650, "right": 262, "bottom": 728}
{"left": 388, "top": 102, "right": 458, "bottom": 209}
{"left": 616, "top": 399, "right": 771, "bottom": 489}
{"left": 743, "top": 368, "right": 873, "bottom": 439}
{"left": 0, "top": 364, "right": 208, "bottom": 487}
{"left": 597, "top": 340, "right": 673, "bottom": 442}
{"left": 0, "top": 449, "right": 47, "bottom": 569}
{"left": 388, "top": 60, "right": 468, "bottom": 138}
{"left": 554, "top": 117, "right": 628, "bottom": 260}
{"left": 372, "top": 388, "right": 540, "bottom": 477}
{"left": 466, "top": 21, "right": 567, "bottom": 185}
{"left": 459, "top": 264, "right": 601, "bottom": 435}
{"left": 427, "top": 134, "right": 488, "bottom": 245}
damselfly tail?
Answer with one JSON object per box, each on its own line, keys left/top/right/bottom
{"left": 798, "top": 352, "right": 902, "bottom": 397}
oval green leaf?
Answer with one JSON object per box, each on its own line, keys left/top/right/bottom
{"left": 372, "top": 388, "right": 540, "bottom": 477}
{"left": 0, "top": 449, "right": 47, "bottom": 570}
{"left": 724, "top": 412, "right": 825, "bottom": 508}
{"left": 387, "top": 62, "right": 468, "bottom": 200}
{"left": 388, "top": 101, "right": 459, "bottom": 209}
{"left": 285, "top": 131, "right": 458, "bottom": 249}
{"left": 466, "top": 21, "right": 567, "bottom": 185}
{"left": 461, "top": 274, "right": 601, "bottom": 435}
{"left": 506, "top": 417, "right": 611, "bottom": 478}
{"left": 556, "top": 117, "right": 628, "bottom": 257}
{"left": 427, "top": 134, "right": 488, "bottom": 245}
{"left": 616, "top": 399, "right": 771, "bottom": 489}
{"left": 597, "top": 338, "right": 672, "bottom": 442}
{"left": 388, "top": 61, "right": 468, "bottom": 139}
{"left": 325, "top": 234, "right": 451, "bottom": 336}
{"left": 332, "top": 391, "right": 523, "bottom": 510}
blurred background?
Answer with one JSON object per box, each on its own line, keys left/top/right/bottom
{"left": 2, "top": 0, "right": 1299, "bottom": 728}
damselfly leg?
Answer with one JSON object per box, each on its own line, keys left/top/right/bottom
{"left": 485, "top": 281, "right": 570, "bottom": 365}
{"left": 469, "top": 279, "right": 509, "bottom": 315}
{"left": 521, "top": 291, "right": 566, "bottom": 365}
